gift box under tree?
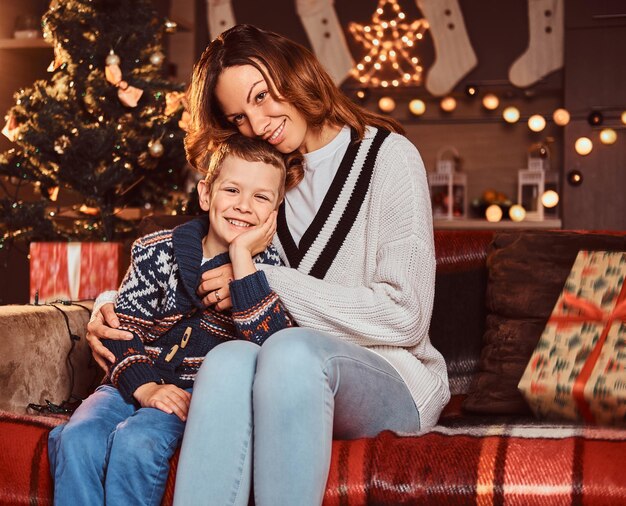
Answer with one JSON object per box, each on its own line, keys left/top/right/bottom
{"left": 29, "top": 242, "right": 126, "bottom": 303}
{"left": 519, "top": 250, "right": 626, "bottom": 426}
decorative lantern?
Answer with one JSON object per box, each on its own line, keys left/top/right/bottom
{"left": 517, "top": 170, "right": 559, "bottom": 221}
{"left": 429, "top": 146, "right": 467, "bottom": 220}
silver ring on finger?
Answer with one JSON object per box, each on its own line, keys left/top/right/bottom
{"left": 214, "top": 290, "right": 221, "bottom": 303}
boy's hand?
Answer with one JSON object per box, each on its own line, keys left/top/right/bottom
{"left": 229, "top": 211, "right": 277, "bottom": 280}
{"left": 133, "top": 382, "right": 191, "bottom": 421}
{"left": 230, "top": 210, "right": 277, "bottom": 257}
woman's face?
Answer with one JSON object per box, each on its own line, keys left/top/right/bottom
{"left": 215, "top": 64, "right": 311, "bottom": 154}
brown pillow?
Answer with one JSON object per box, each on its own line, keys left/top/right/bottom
{"left": 462, "top": 230, "right": 626, "bottom": 415}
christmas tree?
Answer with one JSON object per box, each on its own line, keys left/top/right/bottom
{"left": 0, "top": 0, "right": 188, "bottom": 246}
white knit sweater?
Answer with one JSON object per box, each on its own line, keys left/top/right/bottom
{"left": 258, "top": 127, "right": 450, "bottom": 429}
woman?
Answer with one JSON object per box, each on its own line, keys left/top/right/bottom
{"left": 87, "top": 24, "right": 449, "bottom": 506}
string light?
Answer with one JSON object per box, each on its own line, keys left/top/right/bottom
{"left": 502, "top": 106, "right": 520, "bottom": 123}
{"left": 552, "top": 108, "right": 570, "bottom": 126}
{"left": 541, "top": 190, "right": 559, "bottom": 208}
{"left": 528, "top": 114, "right": 546, "bottom": 132}
{"left": 409, "top": 99, "right": 426, "bottom": 116}
{"left": 482, "top": 93, "right": 499, "bottom": 111}
{"left": 349, "top": 0, "right": 429, "bottom": 88}
{"left": 485, "top": 204, "right": 503, "bottom": 222}
{"left": 575, "top": 137, "right": 593, "bottom": 155}
{"left": 509, "top": 205, "right": 526, "bottom": 222}
{"left": 378, "top": 96, "right": 396, "bottom": 113}
{"left": 599, "top": 128, "right": 617, "bottom": 145}
{"left": 440, "top": 96, "right": 457, "bottom": 112}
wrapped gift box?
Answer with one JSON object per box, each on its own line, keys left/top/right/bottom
{"left": 519, "top": 250, "right": 626, "bottom": 425}
{"left": 30, "top": 242, "right": 125, "bottom": 303}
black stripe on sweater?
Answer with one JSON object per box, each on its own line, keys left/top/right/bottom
{"left": 277, "top": 129, "right": 360, "bottom": 269}
{"left": 308, "top": 129, "right": 390, "bottom": 280}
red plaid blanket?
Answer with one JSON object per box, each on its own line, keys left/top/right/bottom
{"left": 2, "top": 410, "right": 626, "bottom": 505}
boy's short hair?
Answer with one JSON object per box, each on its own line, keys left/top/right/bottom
{"left": 203, "top": 135, "right": 287, "bottom": 202}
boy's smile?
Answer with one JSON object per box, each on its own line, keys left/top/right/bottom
{"left": 198, "top": 154, "right": 283, "bottom": 258}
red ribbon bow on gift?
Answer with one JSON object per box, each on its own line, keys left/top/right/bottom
{"left": 105, "top": 64, "right": 143, "bottom": 107}
{"left": 551, "top": 289, "right": 626, "bottom": 422}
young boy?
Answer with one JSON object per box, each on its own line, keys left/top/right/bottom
{"left": 48, "top": 135, "right": 293, "bottom": 505}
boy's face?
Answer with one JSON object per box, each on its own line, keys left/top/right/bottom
{"left": 198, "top": 154, "right": 283, "bottom": 253}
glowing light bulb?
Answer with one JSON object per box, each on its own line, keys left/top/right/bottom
{"left": 552, "top": 108, "right": 570, "bottom": 126}
{"left": 528, "top": 114, "right": 546, "bottom": 132}
{"left": 509, "top": 205, "right": 526, "bottom": 222}
{"left": 599, "top": 128, "right": 617, "bottom": 145}
{"left": 541, "top": 190, "right": 559, "bottom": 208}
{"left": 409, "top": 99, "right": 426, "bottom": 116}
{"left": 482, "top": 93, "right": 499, "bottom": 110}
{"left": 378, "top": 97, "right": 396, "bottom": 113}
{"left": 485, "top": 205, "right": 503, "bottom": 223}
{"left": 575, "top": 137, "right": 593, "bottom": 155}
{"left": 622, "top": 111, "right": 626, "bottom": 125}
{"left": 503, "top": 106, "right": 520, "bottom": 123}
{"left": 440, "top": 96, "right": 457, "bottom": 112}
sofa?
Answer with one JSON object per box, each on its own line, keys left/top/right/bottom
{"left": 1, "top": 225, "right": 626, "bottom": 505}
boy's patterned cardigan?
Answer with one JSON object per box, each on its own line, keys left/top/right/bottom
{"left": 103, "top": 216, "right": 293, "bottom": 402}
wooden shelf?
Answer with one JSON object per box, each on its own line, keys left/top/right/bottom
{"left": 434, "top": 218, "right": 562, "bottom": 230}
{"left": 0, "top": 38, "right": 51, "bottom": 49}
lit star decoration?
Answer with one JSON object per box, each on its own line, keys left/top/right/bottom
{"left": 348, "top": 0, "right": 429, "bottom": 88}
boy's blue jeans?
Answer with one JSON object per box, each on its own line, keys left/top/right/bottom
{"left": 48, "top": 384, "right": 188, "bottom": 506}
{"left": 173, "top": 328, "right": 421, "bottom": 506}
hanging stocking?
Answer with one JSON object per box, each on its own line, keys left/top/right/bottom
{"left": 417, "top": 0, "right": 477, "bottom": 96}
{"left": 295, "top": 0, "right": 354, "bottom": 85}
{"left": 509, "top": 0, "right": 563, "bottom": 88}
{"left": 207, "top": 0, "right": 236, "bottom": 40}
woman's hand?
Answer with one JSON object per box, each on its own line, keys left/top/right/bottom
{"left": 86, "top": 303, "right": 133, "bottom": 370}
{"left": 133, "top": 382, "right": 191, "bottom": 421}
{"left": 197, "top": 263, "right": 234, "bottom": 310}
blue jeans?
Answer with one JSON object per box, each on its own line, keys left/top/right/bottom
{"left": 48, "top": 384, "right": 187, "bottom": 506}
{"left": 173, "top": 328, "right": 420, "bottom": 506}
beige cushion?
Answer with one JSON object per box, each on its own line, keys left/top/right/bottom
{"left": 0, "top": 303, "right": 103, "bottom": 414}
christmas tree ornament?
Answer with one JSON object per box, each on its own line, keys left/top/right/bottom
{"left": 349, "top": 0, "right": 429, "bottom": 88}
{"left": 296, "top": 0, "right": 354, "bottom": 85}
{"left": 148, "top": 139, "right": 164, "bottom": 158}
{"left": 164, "top": 18, "right": 178, "bottom": 33}
{"left": 165, "top": 91, "right": 186, "bottom": 115}
{"left": 178, "top": 111, "right": 191, "bottom": 132}
{"left": 2, "top": 113, "right": 19, "bottom": 142}
{"left": 509, "top": 0, "right": 564, "bottom": 88}
{"left": 47, "top": 45, "right": 65, "bottom": 72}
{"left": 105, "top": 61, "right": 144, "bottom": 107}
{"left": 105, "top": 49, "right": 121, "bottom": 67}
{"left": 417, "top": 0, "right": 477, "bottom": 96}
{"left": 149, "top": 51, "right": 165, "bottom": 66}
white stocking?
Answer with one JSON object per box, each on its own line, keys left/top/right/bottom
{"left": 295, "top": 0, "right": 354, "bottom": 85}
{"left": 509, "top": 0, "right": 563, "bottom": 88}
{"left": 206, "top": 0, "right": 236, "bottom": 40}
{"left": 417, "top": 0, "right": 477, "bottom": 96}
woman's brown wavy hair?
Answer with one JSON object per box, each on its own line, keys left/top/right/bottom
{"left": 185, "top": 24, "right": 404, "bottom": 190}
